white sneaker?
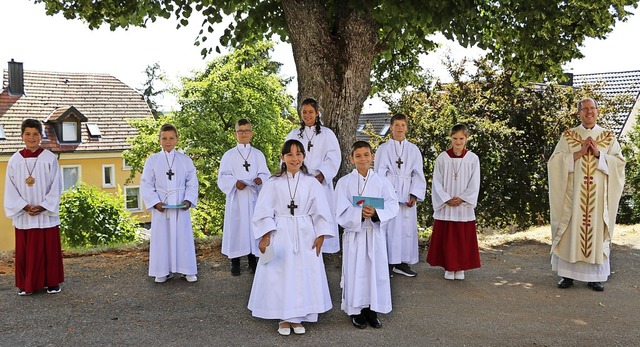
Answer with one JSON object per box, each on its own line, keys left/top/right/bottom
{"left": 184, "top": 275, "right": 198, "bottom": 283}
{"left": 454, "top": 271, "right": 465, "bottom": 280}
{"left": 154, "top": 273, "right": 174, "bottom": 283}
{"left": 444, "top": 271, "right": 455, "bottom": 280}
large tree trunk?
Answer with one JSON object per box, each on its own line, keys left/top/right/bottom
{"left": 282, "top": 0, "right": 380, "bottom": 178}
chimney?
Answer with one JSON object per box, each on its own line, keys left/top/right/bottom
{"left": 8, "top": 59, "right": 24, "bottom": 96}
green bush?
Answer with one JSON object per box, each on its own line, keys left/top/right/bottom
{"left": 59, "top": 183, "right": 139, "bottom": 247}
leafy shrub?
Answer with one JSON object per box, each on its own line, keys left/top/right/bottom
{"left": 59, "top": 183, "right": 139, "bottom": 247}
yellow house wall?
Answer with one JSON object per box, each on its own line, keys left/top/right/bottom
{"left": 0, "top": 151, "right": 150, "bottom": 251}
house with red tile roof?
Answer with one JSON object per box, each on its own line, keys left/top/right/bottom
{"left": 0, "top": 60, "right": 153, "bottom": 251}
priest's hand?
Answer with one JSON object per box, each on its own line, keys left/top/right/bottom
{"left": 253, "top": 177, "right": 263, "bottom": 186}
{"left": 315, "top": 172, "right": 325, "bottom": 184}
{"left": 236, "top": 180, "right": 247, "bottom": 190}
{"left": 259, "top": 232, "right": 272, "bottom": 253}
{"left": 312, "top": 235, "right": 325, "bottom": 256}
{"left": 154, "top": 202, "right": 166, "bottom": 212}
{"left": 181, "top": 200, "right": 191, "bottom": 210}
{"left": 574, "top": 139, "right": 591, "bottom": 161}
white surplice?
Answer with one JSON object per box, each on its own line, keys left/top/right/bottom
{"left": 335, "top": 169, "right": 399, "bottom": 315}
{"left": 4, "top": 149, "right": 62, "bottom": 228}
{"left": 286, "top": 126, "right": 341, "bottom": 253}
{"left": 548, "top": 124, "right": 625, "bottom": 281}
{"left": 141, "top": 149, "right": 199, "bottom": 277}
{"left": 431, "top": 150, "right": 480, "bottom": 222}
{"left": 374, "top": 138, "right": 426, "bottom": 264}
{"left": 248, "top": 172, "right": 333, "bottom": 321}
{"left": 218, "top": 144, "right": 270, "bottom": 259}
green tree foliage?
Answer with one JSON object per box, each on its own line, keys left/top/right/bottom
{"left": 385, "top": 57, "right": 628, "bottom": 231}
{"left": 124, "top": 42, "right": 296, "bottom": 235}
{"left": 34, "top": 0, "right": 639, "bottom": 178}
{"left": 59, "top": 183, "right": 139, "bottom": 247}
{"left": 619, "top": 119, "right": 640, "bottom": 224}
{"left": 139, "top": 62, "right": 167, "bottom": 119}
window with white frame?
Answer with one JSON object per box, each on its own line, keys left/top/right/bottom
{"left": 124, "top": 186, "right": 142, "bottom": 211}
{"left": 62, "top": 122, "right": 78, "bottom": 142}
{"left": 61, "top": 165, "right": 81, "bottom": 191}
{"left": 102, "top": 164, "right": 115, "bottom": 188}
{"left": 122, "top": 157, "right": 131, "bottom": 170}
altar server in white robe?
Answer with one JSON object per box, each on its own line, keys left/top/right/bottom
{"left": 218, "top": 119, "right": 270, "bottom": 276}
{"left": 335, "top": 141, "right": 399, "bottom": 329}
{"left": 248, "top": 139, "right": 333, "bottom": 336}
{"left": 141, "top": 124, "right": 199, "bottom": 283}
{"left": 374, "top": 113, "right": 426, "bottom": 277}
{"left": 285, "top": 97, "right": 341, "bottom": 253}
{"left": 5, "top": 119, "right": 64, "bottom": 296}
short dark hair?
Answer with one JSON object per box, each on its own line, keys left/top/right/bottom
{"left": 21, "top": 119, "right": 42, "bottom": 135}
{"left": 390, "top": 113, "right": 407, "bottom": 125}
{"left": 236, "top": 118, "right": 251, "bottom": 128}
{"left": 351, "top": 140, "right": 372, "bottom": 156}
{"left": 159, "top": 123, "right": 178, "bottom": 137}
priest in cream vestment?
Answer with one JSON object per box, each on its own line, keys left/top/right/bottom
{"left": 548, "top": 98, "right": 625, "bottom": 292}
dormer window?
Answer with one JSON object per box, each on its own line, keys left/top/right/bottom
{"left": 62, "top": 122, "right": 78, "bottom": 142}
{"left": 43, "top": 106, "right": 87, "bottom": 144}
{"left": 86, "top": 123, "right": 102, "bottom": 138}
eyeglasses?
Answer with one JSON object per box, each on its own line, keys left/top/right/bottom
{"left": 580, "top": 107, "right": 597, "bottom": 112}
{"left": 235, "top": 130, "right": 252, "bottom": 134}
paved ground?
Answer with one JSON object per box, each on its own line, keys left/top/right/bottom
{"left": 1, "top": 226, "right": 639, "bottom": 347}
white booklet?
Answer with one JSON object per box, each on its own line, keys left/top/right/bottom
{"left": 258, "top": 244, "right": 275, "bottom": 265}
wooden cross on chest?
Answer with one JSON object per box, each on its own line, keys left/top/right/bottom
{"left": 287, "top": 199, "right": 298, "bottom": 215}
{"left": 243, "top": 160, "right": 251, "bottom": 172}
{"left": 396, "top": 157, "right": 403, "bottom": 169}
{"left": 166, "top": 169, "right": 175, "bottom": 180}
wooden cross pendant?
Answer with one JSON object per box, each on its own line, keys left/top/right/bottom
{"left": 307, "top": 141, "right": 313, "bottom": 152}
{"left": 287, "top": 199, "right": 298, "bottom": 215}
{"left": 166, "top": 169, "right": 174, "bottom": 180}
{"left": 243, "top": 160, "right": 251, "bottom": 172}
{"left": 396, "top": 157, "right": 403, "bottom": 169}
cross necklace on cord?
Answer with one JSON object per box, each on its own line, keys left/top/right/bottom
{"left": 286, "top": 172, "right": 301, "bottom": 215}
{"left": 237, "top": 146, "right": 252, "bottom": 172}
{"left": 394, "top": 140, "right": 404, "bottom": 169}
{"left": 304, "top": 127, "right": 316, "bottom": 152}
{"left": 164, "top": 151, "right": 176, "bottom": 180}
{"left": 24, "top": 156, "right": 39, "bottom": 187}
{"left": 452, "top": 154, "right": 464, "bottom": 181}
{"left": 358, "top": 169, "right": 370, "bottom": 196}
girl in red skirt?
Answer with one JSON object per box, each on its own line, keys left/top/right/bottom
{"left": 426, "top": 124, "right": 481, "bottom": 280}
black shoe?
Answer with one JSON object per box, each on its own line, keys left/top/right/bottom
{"left": 248, "top": 254, "right": 257, "bottom": 274}
{"left": 362, "top": 308, "right": 382, "bottom": 328}
{"left": 392, "top": 263, "right": 417, "bottom": 277}
{"left": 46, "top": 285, "right": 61, "bottom": 294}
{"left": 587, "top": 282, "right": 604, "bottom": 292}
{"left": 388, "top": 264, "right": 394, "bottom": 278}
{"left": 351, "top": 314, "right": 367, "bottom": 329}
{"left": 231, "top": 258, "right": 241, "bottom": 276}
{"left": 557, "top": 277, "right": 574, "bottom": 289}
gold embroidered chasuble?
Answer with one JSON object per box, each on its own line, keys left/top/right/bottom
{"left": 548, "top": 125, "right": 625, "bottom": 265}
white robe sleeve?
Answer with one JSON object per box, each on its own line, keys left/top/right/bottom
{"left": 373, "top": 142, "right": 392, "bottom": 177}
{"left": 140, "top": 154, "right": 162, "bottom": 210}
{"left": 335, "top": 173, "right": 363, "bottom": 231}
{"left": 252, "top": 178, "right": 278, "bottom": 239}
{"left": 431, "top": 154, "right": 451, "bottom": 212}
{"left": 308, "top": 177, "right": 334, "bottom": 238}
{"left": 217, "top": 150, "right": 238, "bottom": 196}
{"left": 408, "top": 144, "right": 427, "bottom": 201}
{"left": 182, "top": 154, "right": 198, "bottom": 207}
{"left": 254, "top": 151, "right": 271, "bottom": 192}
{"left": 459, "top": 154, "right": 480, "bottom": 208}
{"left": 4, "top": 154, "right": 28, "bottom": 218}
{"left": 316, "top": 128, "right": 341, "bottom": 181}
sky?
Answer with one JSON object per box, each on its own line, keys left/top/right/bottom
{"left": 1, "top": 1, "right": 639, "bottom": 113}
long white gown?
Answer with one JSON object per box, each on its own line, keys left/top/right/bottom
{"left": 141, "top": 149, "right": 199, "bottom": 277}
{"left": 248, "top": 171, "right": 333, "bottom": 321}
{"left": 374, "top": 138, "right": 426, "bottom": 264}
{"left": 218, "top": 144, "right": 270, "bottom": 259}
{"left": 335, "top": 169, "right": 399, "bottom": 315}
{"left": 286, "top": 126, "right": 341, "bottom": 253}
